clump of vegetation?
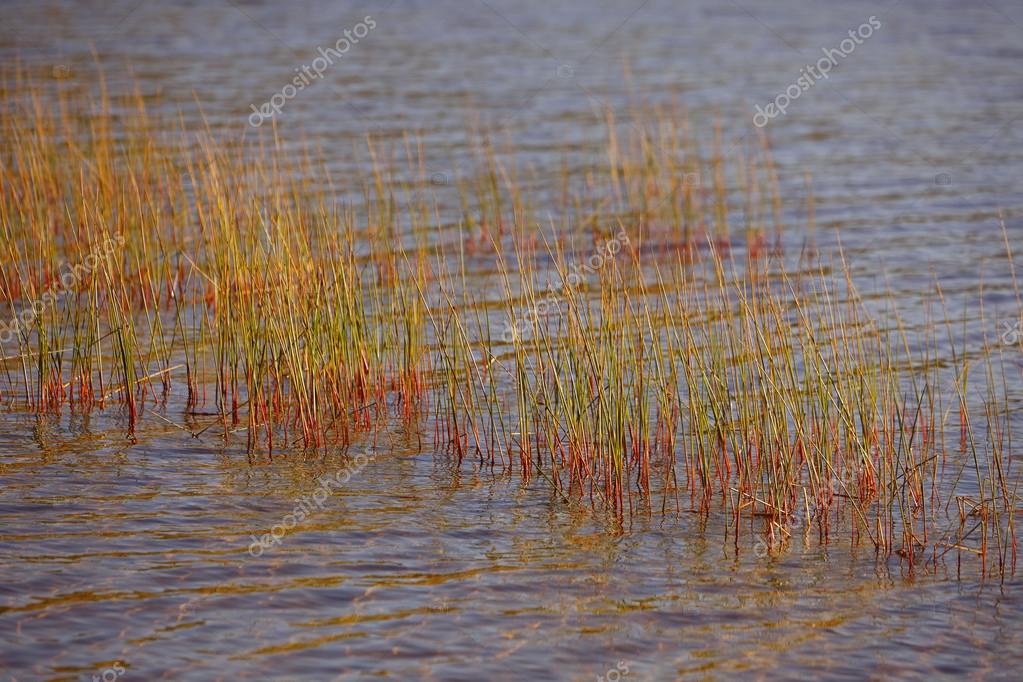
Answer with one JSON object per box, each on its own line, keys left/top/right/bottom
{"left": 0, "top": 68, "right": 1018, "bottom": 578}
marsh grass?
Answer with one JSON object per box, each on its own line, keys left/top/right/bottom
{"left": 0, "top": 69, "right": 1019, "bottom": 578}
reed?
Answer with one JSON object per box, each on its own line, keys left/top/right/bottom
{"left": 0, "top": 68, "right": 1019, "bottom": 578}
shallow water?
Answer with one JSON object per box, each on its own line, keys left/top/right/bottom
{"left": 3, "top": 411, "right": 1022, "bottom": 680}
{"left": 2, "top": 1, "right": 1023, "bottom": 679}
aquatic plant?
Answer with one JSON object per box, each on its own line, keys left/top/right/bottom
{"left": 0, "top": 68, "right": 1018, "bottom": 578}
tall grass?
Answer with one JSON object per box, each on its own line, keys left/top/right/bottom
{"left": 0, "top": 69, "right": 1018, "bottom": 578}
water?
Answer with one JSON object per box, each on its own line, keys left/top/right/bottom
{"left": 2, "top": 1, "right": 1023, "bottom": 679}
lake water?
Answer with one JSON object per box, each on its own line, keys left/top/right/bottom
{"left": 1, "top": 0, "right": 1023, "bottom": 679}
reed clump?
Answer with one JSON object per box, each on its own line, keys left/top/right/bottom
{"left": 0, "top": 70, "right": 1018, "bottom": 578}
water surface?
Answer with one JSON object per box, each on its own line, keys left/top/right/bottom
{"left": 2, "top": 1, "right": 1023, "bottom": 679}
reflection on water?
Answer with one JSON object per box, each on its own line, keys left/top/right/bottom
{"left": 2, "top": 0, "right": 1023, "bottom": 679}
{"left": 3, "top": 412, "right": 1022, "bottom": 679}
